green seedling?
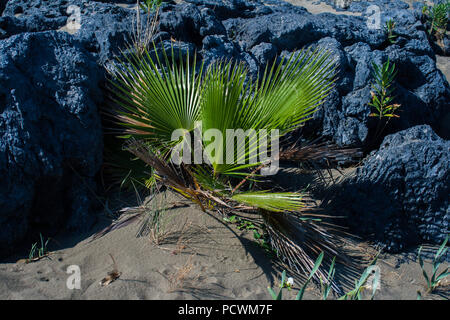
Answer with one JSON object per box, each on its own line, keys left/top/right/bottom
{"left": 423, "top": 1, "right": 449, "bottom": 38}
{"left": 28, "top": 233, "right": 50, "bottom": 262}
{"left": 253, "top": 229, "right": 276, "bottom": 256}
{"left": 320, "top": 256, "right": 336, "bottom": 300}
{"left": 267, "top": 270, "right": 295, "bottom": 300}
{"left": 384, "top": 19, "right": 398, "bottom": 44}
{"left": 339, "top": 255, "right": 380, "bottom": 300}
{"left": 139, "top": 0, "right": 164, "bottom": 13}
{"left": 267, "top": 252, "right": 325, "bottom": 300}
{"left": 367, "top": 58, "right": 401, "bottom": 148}
{"left": 369, "top": 59, "right": 401, "bottom": 120}
{"left": 223, "top": 215, "right": 256, "bottom": 230}
{"left": 418, "top": 235, "right": 449, "bottom": 293}
{"left": 295, "top": 252, "right": 324, "bottom": 300}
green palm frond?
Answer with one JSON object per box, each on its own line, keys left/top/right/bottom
{"left": 231, "top": 191, "right": 305, "bottom": 212}
{"left": 190, "top": 165, "right": 230, "bottom": 194}
{"left": 202, "top": 49, "right": 336, "bottom": 175}
{"left": 108, "top": 43, "right": 337, "bottom": 177}
{"left": 253, "top": 48, "right": 337, "bottom": 132}
{"left": 109, "top": 44, "right": 204, "bottom": 149}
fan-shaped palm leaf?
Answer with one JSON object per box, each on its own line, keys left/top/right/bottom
{"left": 109, "top": 44, "right": 336, "bottom": 177}
{"left": 109, "top": 44, "right": 203, "bottom": 148}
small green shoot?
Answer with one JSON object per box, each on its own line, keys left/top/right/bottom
{"left": 267, "top": 270, "right": 289, "bottom": 300}
{"left": 320, "top": 256, "right": 336, "bottom": 300}
{"left": 369, "top": 59, "right": 401, "bottom": 120}
{"left": 367, "top": 58, "right": 401, "bottom": 147}
{"left": 267, "top": 253, "right": 325, "bottom": 300}
{"left": 384, "top": 19, "right": 397, "bottom": 44}
{"left": 139, "top": 0, "right": 164, "bottom": 13}
{"left": 224, "top": 214, "right": 275, "bottom": 255}
{"left": 418, "top": 235, "right": 449, "bottom": 293}
{"left": 224, "top": 215, "right": 260, "bottom": 232}
{"left": 28, "top": 233, "right": 50, "bottom": 262}
{"left": 423, "top": 1, "right": 449, "bottom": 38}
{"left": 223, "top": 215, "right": 256, "bottom": 230}
{"left": 223, "top": 215, "right": 237, "bottom": 223}
{"left": 253, "top": 229, "right": 276, "bottom": 256}
{"left": 339, "top": 255, "right": 380, "bottom": 300}
{"left": 296, "top": 252, "right": 324, "bottom": 300}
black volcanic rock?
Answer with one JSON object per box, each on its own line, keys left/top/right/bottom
{"left": 2, "top": 0, "right": 136, "bottom": 65}
{"left": 336, "top": 125, "right": 449, "bottom": 252}
{"left": 322, "top": 0, "right": 410, "bottom": 12}
{"left": 0, "top": 31, "right": 103, "bottom": 257}
{"left": 159, "top": 2, "right": 226, "bottom": 46}
{"left": 0, "top": 0, "right": 8, "bottom": 15}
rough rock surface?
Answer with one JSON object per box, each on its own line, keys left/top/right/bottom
{"left": 0, "top": 31, "right": 103, "bottom": 256}
{"left": 0, "top": 1, "right": 7, "bottom": 15}
{"left": 337, "top": 125, "right": 449, "bottom": 252}
{"left": 1, "top": 0, "right": 137, "bottom": 65}
{"left": 1, "top": 0, "right": 448, "bottom": 145}
{"left": 323, "top": 0, "right": 410, "bottom": 12}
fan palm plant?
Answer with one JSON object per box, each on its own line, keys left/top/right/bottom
{"left": 106, "top": 42, "right": 351, "bottom": 290}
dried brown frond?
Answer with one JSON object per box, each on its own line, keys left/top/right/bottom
{"left": 261, "top": 210, "right": 358, "bottom": 294}
{"left": 92, "top": 214, "right": 142, "bottom": 242}
{"left": 280, "top": 139, "right": 361, "bottom": 165}
{"left": 125, "top": 139, "right": 187, "bottom": 189}
{"left": 116, "top": 112, "right": 156, "bottom": 136}
{"left": 130, "top": 3, "right": 161, "bottom": 58}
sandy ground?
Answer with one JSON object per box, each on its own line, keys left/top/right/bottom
{"left": 436, "top": 54, "right": 450, "bottom": 82}
{"left": 0, "top": 170, "right": 448, "bottom": 300}
{"left": 0, "top": 191, "right": 279, "bottom": 300}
